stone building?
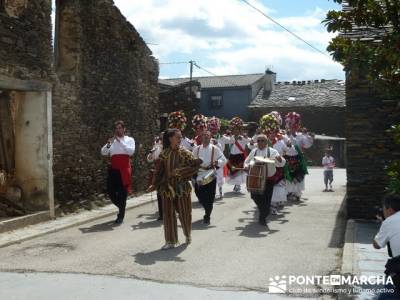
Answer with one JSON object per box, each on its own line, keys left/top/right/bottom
{"left": 341, "top": 1, "right": 400, "bottom": 219}
{"left": 248, "top": 77, "right": 346, "bottom": 167}
{"left": 53, "top": 0, "right": 159, "bottom": 210}
{"left": 161, "top": 73, "right": 265, "bottom": 120}
{"left": 0, "top": 0, "right": 54, "bottom": 218}
{"left": 249, "top": 78, "right": 346, "bottom": 137}
{"left": 0, "top": 0, "right": 160, "bottom": 218}
{"left": 158, "top": 79, "right": 200, "bottom": 136}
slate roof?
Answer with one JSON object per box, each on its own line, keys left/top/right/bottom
{"left": 250, "top": 79, "right": 345, "bottom": 108}
{"left": 340, "top": 0, "right": 392, "bottom": 42}
{"left": 159, "top": 73, "right": 264, "bottom": 89}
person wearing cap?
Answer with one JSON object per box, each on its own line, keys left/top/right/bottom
{"left": 244, "top": 134, "right": 286, "bottom": 226}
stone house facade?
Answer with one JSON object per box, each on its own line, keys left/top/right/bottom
{"left": 53, "top": 0, "right": 159, "bottom": 211}
{"left": 0, "top": 0, "right": 54, "bottom": 217}
{"left": 341, "top": 1, "right": 400, "bottom": 219}
{"left": 161, "top": 73, "right": 265, "bottom": 120}
{"left": 1, "top": 0, "right": 160, "bottom": 216}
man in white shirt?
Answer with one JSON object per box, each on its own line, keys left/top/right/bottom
{"left": 244, "top": 134, "right": 286, "bottom": 226}
{"left": 147, "top": 134, "right": 163, "bottom": 221}
{"left": 220, "top": 129, "right": 251, "bottom": 193}
{"left": 322, "top": 149, "right": 335, "bottom": 192}
{"left": 101, "top": 120, "right": 135, "bottom": 224}
{"left": 374, "top": 195, "right": 400, "bottom": 257}
{"left": 193, "top": 130, "right": 227, "bottom": 225}
{"left": 373, "top": 195, "right": 400, "bottom": 297}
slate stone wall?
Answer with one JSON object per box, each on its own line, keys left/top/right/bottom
{"left": 249, "top": 106, "right": 345, "bottom": 137}
{"left": 52, "top": 0, "right": 159, "bottom": 210}
{"left": 0, "top": 0, "right": 52, "bottom": 81}
{"left": 346, "top": 79, "right": 400, "bottom": 219}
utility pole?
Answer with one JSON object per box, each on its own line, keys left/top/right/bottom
{"left": 189, "top": 60, "right": 194, "bottom": 101}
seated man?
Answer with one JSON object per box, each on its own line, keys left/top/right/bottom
{"left": 373, "top": 194, "right": 400, "bottom": 299}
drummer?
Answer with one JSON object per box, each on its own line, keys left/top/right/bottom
{"left": 193, "top": 130, "right": 227, "bottom": 225}
{"left": 244, "top": 134, "right": 286, "bottom": 226}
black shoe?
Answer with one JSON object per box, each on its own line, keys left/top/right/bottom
{"left": 203, "top": 216, "right": 210, "bottom": 225}
{"left": 115, "top": 217, "right": 123, "bottom": 224}
{"left": 258, "top": 218, "right": 267, "bottom": 226}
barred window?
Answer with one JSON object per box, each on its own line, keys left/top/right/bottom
{"left": 209, "top": 95, "right": 223, "bottom": 109}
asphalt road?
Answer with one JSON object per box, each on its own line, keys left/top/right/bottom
{"left": 0, "top": 168, "right": 347, "bottom": 299}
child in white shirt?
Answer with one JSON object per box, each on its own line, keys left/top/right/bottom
{"left": 322, "top": 150, "right": 335, "bottom": 192}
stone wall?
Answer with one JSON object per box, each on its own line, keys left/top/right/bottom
{"left": 0, "top": 0, "right": 52, "bottom": 81}
{"left": 0, "top": 0, "right": 53, "bottom": 217}
{"left": 249, "top": 106, "right": 345, "bottom": 137}
{"left": 159, "top": 81, "right": 200, "bottom": 136}
{"left": 346, "top": 79, "right": 400, "bottom": 219}
{"left": 53, "top": 0, "right": 159, "bottom": 210}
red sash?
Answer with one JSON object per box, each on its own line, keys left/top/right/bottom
{"left": 194, "top": 135, "right": 202, "bottom": 146}
{"left": 111, "top": 154, "right": 132, "bottom": 193}
{"left": 224, "top": 140, "right": 247, "bottom": 177}
{"left": 234, "top": 140, "right": 247, "bottom": 159}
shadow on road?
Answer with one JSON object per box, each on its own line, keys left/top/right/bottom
{"left": 78, "top": 220, "right": 120, "bottom": 233}
{"left": 131, "top": 220, "right": 162, "bottom": 231}
{"left": 132, "top": 244, "right": 188, "bottom": 265}
{"left": 192, "top": 219, "right": 216, "bottom": 230}
{"left": 235, "top": 210, "right": 281, "bottom": 238}
{"left": 222, "top": 191, "right": 247, "bottom": 199}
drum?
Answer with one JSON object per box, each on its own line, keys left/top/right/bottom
{"left": 246, "top": 163, "right": 267, "bottom": 194}
{"left": 196, "top": 169, "right": 216, "bottom": 186}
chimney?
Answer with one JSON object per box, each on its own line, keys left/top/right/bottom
{"left": 263, "top": 68, "right": 276, "bottom": 98}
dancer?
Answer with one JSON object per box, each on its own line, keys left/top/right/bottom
{"left": 101, "top": 120, "right": 135, "bottom": 224}
{"left": 207, "top": 116, "right": 226, "bottom": 199}
{"left": 244, "top": 134, "right": 286, "bottom": 225}
{"left": 168, "top": 111, "right": 194, "bottom": 151}
{"left": 193, "top": 130, "right": 227, "bottom": 224}
{"left": 147, "top": 134, "right": 163, "bottom": 220}
{"left": 220, "top": 117, "right": 251, "bottom": 193}
{"left": 192, "top": 114, "right": 208, "bottom": 146}
{"left": 259, "top": 113, "right": 288, "bottom": 214}
{"left": 283, "top": 112, "right": 313, "bottom": 201}
{"left": 147, "top": 129, "right": 201, "bottom": 250}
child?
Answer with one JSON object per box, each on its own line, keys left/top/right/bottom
{"left": 322, "top": 149, "right": 335, "bottom": 192}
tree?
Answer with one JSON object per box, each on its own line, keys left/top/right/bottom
{"left": 323, "top": 0, "right": 400, "bottom": 194}
{"left": 323, "top": 0, "right": 400, "bottom": 95}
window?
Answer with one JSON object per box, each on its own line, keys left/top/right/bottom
{"left": 209, "top": 95, "right": 223, "bottom": 109}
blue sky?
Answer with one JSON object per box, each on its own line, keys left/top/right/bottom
{"left": 116, "top": 0, "right": 344, "bottom": 81}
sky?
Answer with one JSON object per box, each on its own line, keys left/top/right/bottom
{"left": 53, "top": 0, "right": 345, "bottom": 81}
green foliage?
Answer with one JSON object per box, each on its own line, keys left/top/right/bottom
{"left": 323, "top": 0, "right": 400, "bottom": 95}
{"left": 219, "top": 118, "right": 230, "bottom": 131}
{"left": 323, "top": 1, "right": 400, "bottom": 194}
{"left": 387, "top": 124, "right": 400, "bottom": 194}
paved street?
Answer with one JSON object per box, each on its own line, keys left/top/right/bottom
{"left": 0, "top": 168, "right": 346, "bottom": 299}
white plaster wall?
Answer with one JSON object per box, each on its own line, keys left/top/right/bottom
{"left": 14, "top": 91, "right": 52, "bottom": 211}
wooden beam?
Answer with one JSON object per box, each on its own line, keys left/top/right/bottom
{"left": 0, "top": 75, "right": 51, "bottom": 92}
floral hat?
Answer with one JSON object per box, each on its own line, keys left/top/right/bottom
{"left": 270, "top": 111, "right": 282, "bottom": 127}
{"left": 192, "top": 114, "right": 208, "bottom": 130}
{"left": 168, "top": 111, "right": 187, "bottom": 131}
{"left": 259, "top": 114, "right": 279, "bottom": 134}
{"left": 285, "top": 112, "right": 301, "bottom": 131}
{"left": 229, "top": 116, "right": 244, "bottom": 129}
{"left": 207, "top": 116, "right": 221, "bottom": 134}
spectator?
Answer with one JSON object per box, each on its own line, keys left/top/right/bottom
{"left": 373, "top": 195, "right": 400, "bottom": 299}
{"left": 322, "top": 149, "right": 335, "bottom": 192}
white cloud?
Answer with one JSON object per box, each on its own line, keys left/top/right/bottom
{"left": 113, "top": 0, "right": 344, "bottom": 81}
